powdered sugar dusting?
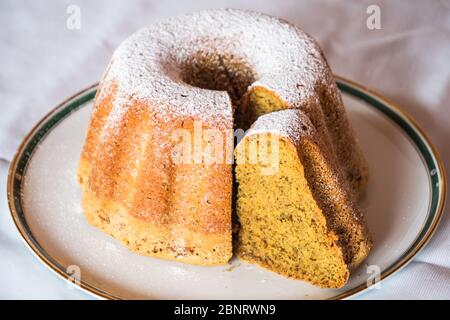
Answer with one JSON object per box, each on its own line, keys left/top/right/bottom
{"left": 244, "top": 109, "right": 315, "bottom": 146}
{"left": 103, "top": 8, "right": 328, "bottom": 124}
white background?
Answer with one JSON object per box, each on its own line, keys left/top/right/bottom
{"left": 0, "top": 0, "right": 449, "bottom": 299}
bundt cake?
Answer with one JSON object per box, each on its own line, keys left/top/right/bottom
{"left": 235, "top": 109, "right": 371, "bottom": 288}
{"left": 78, "top": 8, "right": 371, "bottom": 284}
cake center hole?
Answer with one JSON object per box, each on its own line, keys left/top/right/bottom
{"left": 180, "top": 50, "right": 256, "bottom": 107}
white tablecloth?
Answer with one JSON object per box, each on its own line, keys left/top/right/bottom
{"left": 1, "top": 0, "right": 449, "bottom": 299}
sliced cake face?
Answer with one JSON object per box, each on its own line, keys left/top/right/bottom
{"left": 234, "top": 110, "right": 371, "bottom": 288}
{"left": 235, "top": 135, "right": 349, "bottom": 288}
{"left": 243, "top": 82, "right": 369, "bottom": 201}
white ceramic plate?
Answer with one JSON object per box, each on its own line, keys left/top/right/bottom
{"left": 7, "top": 77, "right": 446, "bottom": 300}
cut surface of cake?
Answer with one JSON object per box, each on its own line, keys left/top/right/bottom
{"left": 235, "top": 109, "right": 371, "bottom": 288}
{"left": 78, "top": 8, "right": 371, "bottom": 279}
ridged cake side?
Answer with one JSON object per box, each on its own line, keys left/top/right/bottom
{"left": 78, "top": 82, "right": 233, "bottom": 265}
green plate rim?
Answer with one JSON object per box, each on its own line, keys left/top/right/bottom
{"left": 7, "top": 77, "right": 446, "bottom": 300}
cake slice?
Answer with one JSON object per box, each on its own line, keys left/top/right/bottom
{"left": 234, "top": 109, "right": 371, "bottom": 288}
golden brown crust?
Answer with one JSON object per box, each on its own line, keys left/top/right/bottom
{"left": 78, "top": 83, "right": 233, "bottom": 265}
{"left": 298, "top": 137, "right": 372, "bottom": 269}
{"left": 316, "top": 73, "right": 369, "bottom": 199}
{"left": 79, "top": 160, "right": 232, "bottom": 265}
